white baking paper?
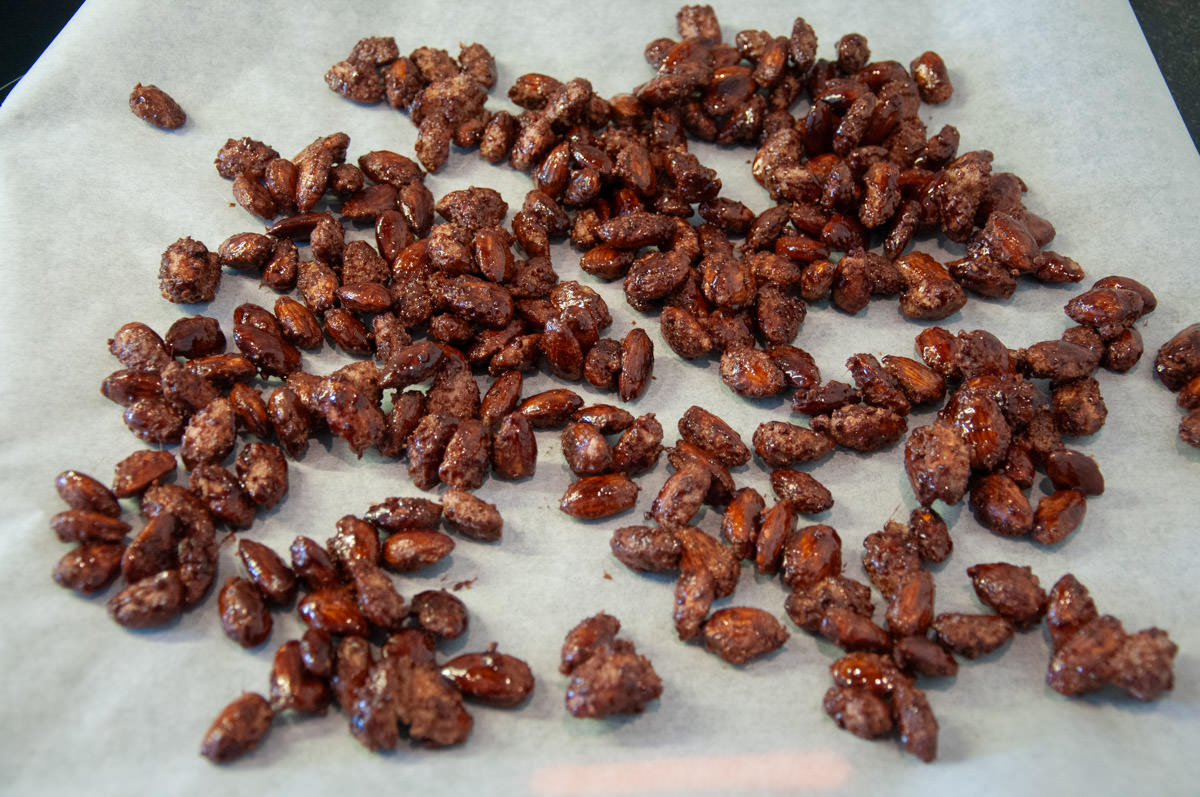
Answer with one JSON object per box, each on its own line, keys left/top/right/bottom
{"left": 0, "top": 0, "right": 1196, "bottom": 794}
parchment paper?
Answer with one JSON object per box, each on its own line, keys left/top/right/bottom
{"left": 1, "top": 1, "right": 1196, "bottom": 794}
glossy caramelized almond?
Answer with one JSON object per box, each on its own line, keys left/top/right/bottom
{"left": 56, "top": 470, "right": 121, "bottom": 516}
{"left": 442, "top": 650, "right": 535, "bottom": 707}
{"left": 904, "top": 422, "right": 970, "bottom": 507}
{"left": 678, "top": 405, "right": 751, "bottom": 467}
{"left": 238, "top": 539, "right": 297, "bottom": 605}
{"left": 108, "top": 570, "right": 185, "bottom": 629}
{"left": 442, "top": 489, "right": 503, "bottom": 541}
{"left": 560, "top": 474, "right": 639, "bottom": 519}
{"left": 518, "top": 389, "right": 584, "bottom": 429}
{"left": 52, "top": 543, "right": 124, "bottom": 594}
{"left": 702, "top": 607, "right": 789, "bottom": 664}
{"left": 200, "top": 693, "right": 274, "bottom": 763}
{"left": 298, "top": 587, "right": 369, "bottom": 637}
{"left": 969, "top": 474, "right": 1034, "bottom": 537}
{"left": 218, "top": 577, "right": 272, "bottom": 648}
{"left": 50, "top": 510, "right": 131, "bottom": 544}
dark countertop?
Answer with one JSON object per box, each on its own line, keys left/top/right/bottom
{"left": 1, "top": 0, "right": 84, "bottom": 100}
{"left": 1, "top": 1, "right": 1197, "bottom": 148}
{"left": 1130, "top": 0, "right": 1199, "bottom": 150}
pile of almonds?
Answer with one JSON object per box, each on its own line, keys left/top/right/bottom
{"left": 1155, "top": 323, "right": 1200, "bottom": 446}
{"left": 560, "top": 613, "right": 663, "bottom": 718}
{"left": 57, "top": 3, "right": 1185, "bottom": 767}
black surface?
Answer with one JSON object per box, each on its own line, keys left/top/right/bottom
{"left": 1130, "top": 0, "right": 1200, "bottom": 151}
{"left": 0, "top": 0, "right": 84, "bottom": 103}
{"left": 0, "top": 0, "right": 1197, "bottom": 152}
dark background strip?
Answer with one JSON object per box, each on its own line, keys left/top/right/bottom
{"left": 1, "top": 0, "right": 1196, "bottom": 151}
